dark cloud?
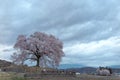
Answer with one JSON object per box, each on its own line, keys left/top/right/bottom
{"left": 1, "top": 0, "right": 120, "bottom": 44}
{"left": 0, "top": 0, "right": 120, "bottom": 66}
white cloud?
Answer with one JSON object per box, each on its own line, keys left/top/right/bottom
{"left": 0, "top": 44, "right": 14, "bottom": 61}
{"left": 62, "top": 36, "right": 120, "bottom": 66}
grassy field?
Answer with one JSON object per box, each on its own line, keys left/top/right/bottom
{"left": 0, "top": 72, "right": 120, "bottom": 80}
{"left": 0, "top": 72, "right": 26, "bottom": 80}
{"left": 76, "top": 74, "right": 120, "bottom": 80}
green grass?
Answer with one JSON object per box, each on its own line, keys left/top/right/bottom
{"left": 0, "top": 72, "right": 120, "bottom": 80}
{"left": 76, "top": 74, "right": 120, "bottom": 80}
{"left": 11, "top": 77, "right": 27, "bottom": 80}
{"left": 0, "top": 72, "right": 11, "bottom": 80}
{"left": 26, "top": 74, "right": 120, "bottom": 80}
{"left": 0, "top": 72, "right": 26, "bottom": 80}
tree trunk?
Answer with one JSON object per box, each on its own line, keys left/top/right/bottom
{"left": 36, "top": 57, "right": 40, "bottom": 67}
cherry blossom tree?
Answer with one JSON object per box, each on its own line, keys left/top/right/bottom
{"left": 11, "top": 51, "right": 29, "bottom": 65}
{"left": 11, "top": 32, "right": 64, "bottom": 67}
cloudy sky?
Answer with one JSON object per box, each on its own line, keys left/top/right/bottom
{"left": 0, "top": 0, "right": 120, "bottom": 67}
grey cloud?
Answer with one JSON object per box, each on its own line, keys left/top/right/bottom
{"left": 1, "top": 0, "right": 120, "bottom": 45}
{"left": 62, "top": 21, "right": 120, "bottom": 44}
{"left": 63, "top": 48, "right": 120, "bottom": 66}
{"left": 2, "top": 49, "right": 13, "bottom": 52}
{"left": 1, "top": 0, "right": 120, "bottom": 66}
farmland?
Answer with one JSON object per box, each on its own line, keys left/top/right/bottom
{"left": 0, "top": 72, "right": 120, "bottom": 80}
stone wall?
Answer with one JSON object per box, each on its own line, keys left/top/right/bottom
{"left": 24, "top": 70, "right": 76, "bottom": 78}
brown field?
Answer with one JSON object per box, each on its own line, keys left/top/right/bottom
{"left": 0, "top": 72, "right": 120, "bottom": 80}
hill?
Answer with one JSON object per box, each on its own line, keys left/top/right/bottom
{"left": 112, "top": 68, "right": 120, "bottom": 73}
{"left": 0, "top": 59, "right": 120, "bottom": 74}
{"left": 0, "top": 59, "right": 13, "bottom": 68}
{"left": 66, "top": 67, "right": 96, "bottom": 74}
{"left": 65, "top": 67, "right": 120, "bottom": 74}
